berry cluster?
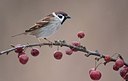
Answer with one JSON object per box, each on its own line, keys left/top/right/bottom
{"left": 112, "top": 57, "right": 128, "bottom": 80}
{"left": 53, "top": 31, "right": 85, "bottom": 60}
{"left": 88, "top": 54, "right": 128, "bottom": 81}
{"left": 14, "top": 45, "right": 39, "bottom": 64}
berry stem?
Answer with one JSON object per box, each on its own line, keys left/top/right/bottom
{"left": 95, "top": 62, "right": 103, "bottom": 70}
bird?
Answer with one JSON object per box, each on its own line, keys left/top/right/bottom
{"left": 12, "top": 11, "right": 71, "bottom": 41}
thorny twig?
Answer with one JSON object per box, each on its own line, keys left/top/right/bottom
{"left": 0, "top": 40, "right": 128, "bottom": 66}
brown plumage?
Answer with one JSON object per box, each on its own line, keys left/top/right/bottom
{"left": 25, "top": 14, "right": 54, "bottom": 33}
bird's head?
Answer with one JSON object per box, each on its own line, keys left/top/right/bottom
{"left": 52, "top": 11, "right": 71, "bottom": 24}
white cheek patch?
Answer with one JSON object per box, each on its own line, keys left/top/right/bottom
{"left": 52, "top": 12, "right": 64, "bottom": 22}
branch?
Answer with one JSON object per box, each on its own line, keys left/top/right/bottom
{"left": 0, "top": 40, "right": 128, "bottom": 66}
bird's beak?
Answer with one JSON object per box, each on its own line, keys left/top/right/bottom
{"left": 66, "top": 15, "right": 71, "bottom": 19}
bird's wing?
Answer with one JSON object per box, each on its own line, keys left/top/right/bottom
{"left": 25, "top": 15, "right": 54, "bottom": 33}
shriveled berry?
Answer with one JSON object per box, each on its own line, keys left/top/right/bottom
{"left": 115, "top": 58, "right": 124, "bottom": 68}
{"left": 89, "top": 69, "right": 102, "bottom": 80}
{"left": 15, "top": 45, "right": 24, "bottom": 53}
{"left": 72, "top": 41, "right": 80, "bottom": 46}
{"left": 124, "top": 74, "right": 128, "bottom": 80}
{"left": 19, "top": 54, "right": 29, "bottom": 64}
{"left": 104, "top": 55, "right": 111, "bottom": 62}
{"left": 77, "top": 31, "right": 85, "bottom": 39}
{"left": 120, "top": 66, "right": 128, "bottom": 79}
{"left": 65, "top": 48, "right": 73, "bottom": 55}
{"left": 123, "top": 66, "right": 128, "bottom": 69}
{"left": 71, "top": 41, "right": 80, "bottom": 52}
{"left": 31, "top": 48, "right": 39, "bottom": 56}
{"left": 113, "top": 64, "right": 119, "bottom": 71}
{"left": 54, "top": 50, "right": 63, "bottom": 60}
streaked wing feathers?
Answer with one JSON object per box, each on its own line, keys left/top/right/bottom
{"left": 25, "top": 15, "right": 53, "bottom": 32}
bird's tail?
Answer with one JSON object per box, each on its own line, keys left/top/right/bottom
{"left": 11, "top": 32, "right": 27, "bottom": 37}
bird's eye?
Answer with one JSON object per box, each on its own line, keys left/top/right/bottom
{"left": 58, "top": 14, "right": 63, "bottom": 19}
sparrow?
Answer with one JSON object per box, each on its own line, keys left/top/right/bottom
{"left": 12, "top": 11, "right": 71, "bottom": 40}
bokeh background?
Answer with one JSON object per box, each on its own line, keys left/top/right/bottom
{"left": 0, "top": 0, "right": 128, "bottom": 81}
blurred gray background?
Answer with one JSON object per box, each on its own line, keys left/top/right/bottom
{"left": 0, "top": 0, "right": 128, "bottom": 81}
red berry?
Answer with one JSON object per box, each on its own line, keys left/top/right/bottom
{"left": 104, "top": 55, "right": 111, "bottom": 62}
{"left": 19, "top": 54, "right": 29, "bottom": 64}
{"left": 15, "top": 45, "right": 24, "bottom": 53}
{"left": 89, "top": 68, "right": 95, "bottom": 74}
{"left": 72, "top": 41, "right": 80, "bottom": 46}
{"left": 54, "top": 50, "right": 63, "bottom": 60}
{"left": 89, "top": 69, "right": 102, "bottom": 80}
{"left": 113, "top": 64, "right": 119, "bottom": 71}
{"left": 71, "top": 41, "right": 80, "bottom": 52}
{"left": 115, "top": 58, "right": 124, "bottom": 68}
{"left": 77, "top": 31, "right": 85, "bottom": 39}
{"left": 120, "top": 66, "right": 128, "bottom": 79}
{"left": 31, "top": 48, "right": 39, "bottom": 56}
{"left": 18, "top": 52, "right": 26, "bottom": 58}
{"left": 65, "top": 48, "right": 73, "bottom": 55}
